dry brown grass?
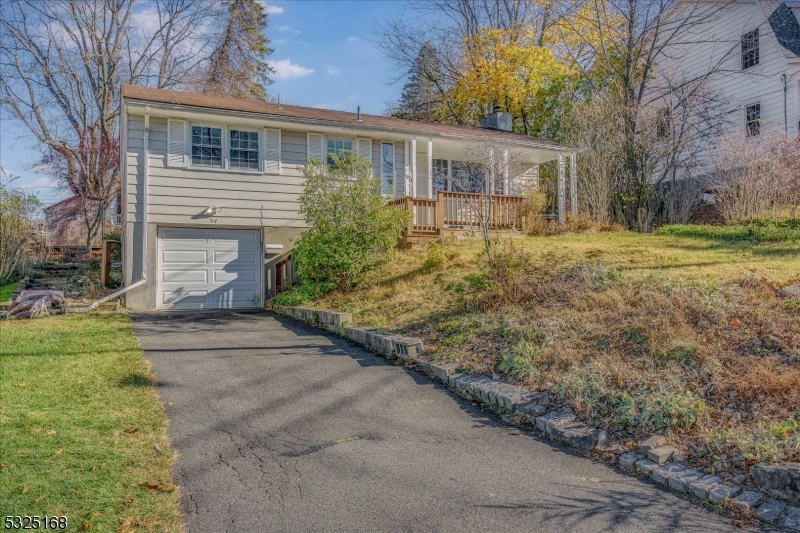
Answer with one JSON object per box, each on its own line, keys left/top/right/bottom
{"left": 316, "top": 231, "right": 800, "bottom": 468}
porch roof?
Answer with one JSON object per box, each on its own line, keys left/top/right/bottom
{"left": 121, "top": 85, "right": 576, "bottom": 155}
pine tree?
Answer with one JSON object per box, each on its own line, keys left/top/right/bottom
{"left": 392, "top": 43, "right": 445, "bottom": 122}
{"left": 203, "top": 0, "right": 274, "bottom": 100}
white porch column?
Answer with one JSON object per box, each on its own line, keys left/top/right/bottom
{"left": 410, "top": 137, "right": 417, "bottom": 198}
{"left": 570, "top": 152, "right": 578, "bottom": 215}
{"left": 427, "top": 137, "right": 433, "bottom": 199}
{"left": 558, "top": 154, "right": 566, "bottom": 225}
{"left": 403, "top": 140, "right": 409, "bottom": 197}
{"left": 503, "top": 149, "right": 509, "bottom": 194}
{"left": 487, "top": 148, "right": 494, "bottom": 194}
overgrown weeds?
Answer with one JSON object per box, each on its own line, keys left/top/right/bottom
{"left": 314, "top": 231, "right": 800, "bottom": 464}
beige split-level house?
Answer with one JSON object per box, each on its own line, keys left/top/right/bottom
{"left": 120, "top": 85, "right": 577, "bottom": 311}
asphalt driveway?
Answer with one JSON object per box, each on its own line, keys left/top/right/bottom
{"left": 132, "top": 310, "right": 755, "bottom": 533}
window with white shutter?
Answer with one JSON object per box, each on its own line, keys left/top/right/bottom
{"left": 167, "top": 119, "right": 187, "bottom": 167}
{"left": 307, "top": 133, "right": 323, "bottom": 162}
{"left": 264, "top": 128, "right": 281, "bottom": 173}
{"left": 357, "top": 137, "right": 372, "bottom": 163}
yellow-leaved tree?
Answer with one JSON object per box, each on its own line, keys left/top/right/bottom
{"left": 449, "top": 27, "right": 575, "bottom": 139}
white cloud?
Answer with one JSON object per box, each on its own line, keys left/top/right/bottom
{"left": 271, "top": 59, "right": 314, "bottom": 80}
{"left": 278, "top": 25, "right": 300, "bottom": 34}
{"left": 256, "top": 1, "right": 284, "bottom": 15}
{"left": 313, "top": 95, "right": 358, "bottom": 110}
{"left": 346, "top": 36, "right": 359, "bottom": 42}
{"left": 21, "top": 176, "right": 59, "bottom": 189}
{"left": 325, "top": 64, "right": 341, "bottom": 75}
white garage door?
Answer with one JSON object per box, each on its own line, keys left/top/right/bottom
{"left": 157, "top": 228, "right": 262, "bottom": 310}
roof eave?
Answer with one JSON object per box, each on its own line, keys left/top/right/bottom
{"left": 122, "top": 96, "right": 577, "bottom": 153}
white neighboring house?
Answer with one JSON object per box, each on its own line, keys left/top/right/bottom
{"left": 656, "top": 0, "right": 800, "bottom": 151}
{"left": 119, "top": 86, "right": 576, "bottom": 311}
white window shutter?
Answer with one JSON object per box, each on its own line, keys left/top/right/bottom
{"left": 357, "top": 137, "right": 372, "bottom": 163}
{"left": 167, "top": 119, "right": 187, "bottom": 167}
{"left": 307, "top": 132, "right": 323, "bottom": 162}
{"left": 264, "top": 128, "right": 281, "bottom": 173}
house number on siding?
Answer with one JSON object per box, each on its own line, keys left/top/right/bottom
{"left": 208, "top": 218, "right": 218, "bottom": 223}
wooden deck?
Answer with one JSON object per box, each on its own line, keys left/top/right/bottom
{"left": 388, "top": 192, "right": 525, "bottom": 246}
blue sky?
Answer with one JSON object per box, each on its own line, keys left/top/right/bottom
{"left": 0, "top": 0, "right": 405, "bottom": 206}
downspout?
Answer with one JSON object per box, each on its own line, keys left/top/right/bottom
{"left": 70, "top": 106, "right": 149, "bottom": 312}
{"left": 782, "top": 73, "right": 788, "bottom": 134}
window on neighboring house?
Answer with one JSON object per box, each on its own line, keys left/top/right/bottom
{"left": 230, "top": 130, "right": 259, "bottom": 169}
{"left": 326, "top": 139, "right": 352, "bottom": 166}
{"left": 191, "top": 126, "right": 222, "bottom": 166}
{"left": 746, "top": 103, "right": 761, "bottom": 136}
{"left": 741, "top": 29, "right": 759, "bottom": 69}
{"left": 657, "top": 107, "right": 672, "bottom": 138}
{"left": 432, "top": 158, "right": 448, "bottom": 195}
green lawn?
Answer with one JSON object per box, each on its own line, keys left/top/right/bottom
{"left": 0, "top": 314, "right": 182, "bottom": 532}
{"left": 0, "top": 280, "right": 19, "bottom": 302}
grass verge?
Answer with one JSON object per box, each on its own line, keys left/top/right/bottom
{"left": 656, "top": 223, "right": 800, "bottom": 242}
{"left": 0, "top": 314, "right": 182, "bottom": 532}
{"left": 0, "top": 281, "right": 19, "bottom": 302}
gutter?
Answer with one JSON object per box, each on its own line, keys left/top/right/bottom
{"left": 122, "top": 98, "right": 578, "bottom": 153}
{"left": 69, "top": 106, "right": 149, "bottom": 313}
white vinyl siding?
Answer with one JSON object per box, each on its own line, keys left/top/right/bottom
{"left": 126, "top": 116, "right": 306, "bottom": 227}
{"left": 655, "top": 1, "right": 799, "bottom": 164}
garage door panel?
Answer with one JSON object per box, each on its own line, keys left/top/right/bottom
{"left": 161, "top": 228, "right": 209, "bottom": 242}
{"left": 162, "top": 269, "right": 208, "bottom": 283}
{"left": 208, "top": 289, "right": 260, "bottom": 307}
{"left": 157, "top": 228, "right": 261, "bottom": 310}
{"left": 162, "top": 250, "right": 208, "bottom": 264}
{"left": 161, "top": 290, "right": 209, "bottom": 305}
{"left": 213, "top": 268, "right": 257, "bottom": 283}
{"left": 213, "top": 250, "right": 257, "bottom": 264}
{"left": 212, "top": 229, "right": 257, "bottom": 244}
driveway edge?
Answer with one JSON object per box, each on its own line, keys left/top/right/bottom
{"left": 268, "top": 302, "right": 799, "bottom": 531}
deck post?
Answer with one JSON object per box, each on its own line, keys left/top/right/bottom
{"left": 558, "top": 154, "right": 566, "bottom": 226}
{"left": 436, "top": 194, "right": 444, "bottom": 232}
{"left": 411, "top": 137, "right": 417, "bottom": 198}
{"left": 570, "top": 152, "right": 578, "bottom": 215}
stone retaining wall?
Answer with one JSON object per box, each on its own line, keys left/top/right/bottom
{"left": 268, "top": 302, "right": 800, "bottom": 531}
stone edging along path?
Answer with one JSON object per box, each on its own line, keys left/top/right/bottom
{"left": 268, "top": 303, "right": 800, "bottom": 531}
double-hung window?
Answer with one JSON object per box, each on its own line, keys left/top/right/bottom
{"left": 326, "top": 139, "right": 352, "bottom": 166}
{"left": 191, "top": 126, "right": 222, "bottom": 166}
{"left": 432, "top": 158, "right": 449, "bottom": 195}
{"left": 741, "top": 29, "right": 759, "bottom": 69}
{"left": 230, "top": 130, "right": 259, "bottom": 170}
{"left": 746, "top": 103, "right": 761, "bottom": 136}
